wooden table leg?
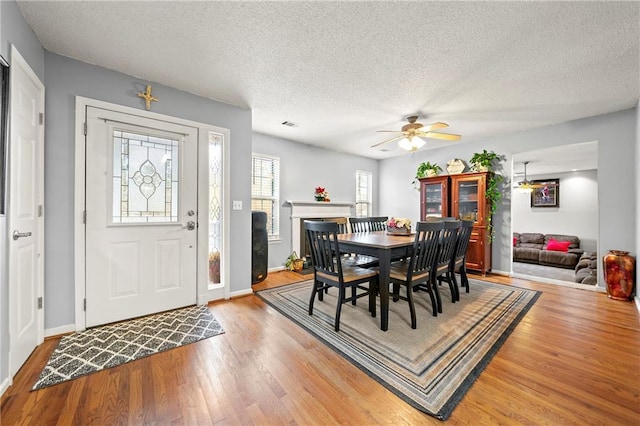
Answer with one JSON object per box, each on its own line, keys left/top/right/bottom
{"left": 378, "top": 250, "right": 390, "bottom": 331}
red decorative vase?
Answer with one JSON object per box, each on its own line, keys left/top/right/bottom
{"left": 602, "top": 250, "right": 635, "bottom": 300}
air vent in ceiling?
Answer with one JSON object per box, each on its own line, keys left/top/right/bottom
{"left": 281, "top": 121, "right": 297, "bottom": 127}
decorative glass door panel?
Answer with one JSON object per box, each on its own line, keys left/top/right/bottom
{"left": 112, "top": 130, "right": 179, "bottom": 223}
{"left": 208, "top": 133, "right": 223, "bottom": 285}
{"left": 456, "top": 181, "right": 479, "bottom": 222}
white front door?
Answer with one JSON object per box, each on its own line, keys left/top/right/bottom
{"left": 8, "top": 46, "right": 45, "bottom": 377}
{"left": 85, "top": 106, "right": 198, "bottom": 327}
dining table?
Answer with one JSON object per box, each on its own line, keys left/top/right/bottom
{"left": 337, "top": 231, "right": 415, "bottom": 331}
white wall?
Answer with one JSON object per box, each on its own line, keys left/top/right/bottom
{"left": 252, "top": 132, "right": 379, "bottom": 268}
{"left": 512, "top": 170, "right": 598, "bottom": 253}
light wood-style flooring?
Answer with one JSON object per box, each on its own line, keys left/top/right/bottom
{"left": 2, "top": 271, "right": 639, "bottom": 424}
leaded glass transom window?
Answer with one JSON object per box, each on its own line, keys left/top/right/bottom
{"left": 112, "top": 130, "right": 179, "bottom": 223}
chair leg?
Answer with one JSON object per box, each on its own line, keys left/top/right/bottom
{"left": 351, "top": 285, "right": 357, "bottom": 305}
{"left": 392, "top": 282, "right": 400, "bottom": 302}
{"left": 424, "top": 281, "right": 437, "bottom": 317}
{"left": 335, "top": 285, "right": 345, "bottom": 332}
{"left": 460, "top": 265, "right": 469, "bottom": 293}
{"left": 450, "top": 270, "right": 460, "bottom": 302}
{"left": 368, "top": 278, "right": 378, "bottom": 318}
{"left": 432, "top": 276, "right": 443, "bottom": 314}
{"left": 309, "top": 280, "right": 320, "bottom": 315}
{"left": 406, "top": 284, "right": 417, "bottom": 329}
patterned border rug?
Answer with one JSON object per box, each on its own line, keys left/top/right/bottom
{"left": 33, "top": 305, "right": 224, "bottom": 390}
{"left": 257, "top": 279, "right": 540, "bottom": 420}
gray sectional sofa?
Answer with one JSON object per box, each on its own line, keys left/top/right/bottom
{"left": 513, "top": 232, "right": 584, "bottom": 269}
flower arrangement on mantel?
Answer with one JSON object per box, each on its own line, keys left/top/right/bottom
{"left": 387, "top": 217, "right": 412, "bottom": 234}
{"left": 314, "top": 186, "right": 330, "bottom": 202}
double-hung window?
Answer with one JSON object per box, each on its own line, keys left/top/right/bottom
{"left": 355, "top": 170, "right": 372, "bottom": 217}
{"left": 251, "top": 154, "right": 280, "bottom": 240}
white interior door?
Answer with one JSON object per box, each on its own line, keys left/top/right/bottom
{"left": 85, "top": 106, "right": 198, "bottom": 327}
{"left": 8, "top": 46, "right": 44, "bottom": 377}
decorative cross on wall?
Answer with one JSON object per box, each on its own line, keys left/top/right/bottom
{"left": 137, "top": 85, "right": 158, "bottom": 110}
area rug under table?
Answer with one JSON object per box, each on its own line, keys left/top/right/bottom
{"left": 33, "top": 305, "right": 224, "bottom": 390}
{"left": 257, "top": 279, "right": 540, "bottom": 420}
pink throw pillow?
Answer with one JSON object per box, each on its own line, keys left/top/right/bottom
{"left": 513, "top": 237, "right": 517, "bottom": 247}
{"left": 547, "top": 239, "right": 571, "bottom": 252}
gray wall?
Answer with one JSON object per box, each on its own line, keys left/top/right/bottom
{"left": 380, "top": 108, "right": 637, "bottom": 287}
{"left": 252, "top": 132, "right": 379, "bottom": 268}
{"left": 1, "top": 0, "right": 45, "bottom": 391}
{"left": 636, "top": 101, "right": 639, "bottom": 308}
{"left": 44, "top": 52, "right": 252, "bottom": 330}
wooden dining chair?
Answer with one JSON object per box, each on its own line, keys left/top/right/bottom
{"left": 304, "top": 220, "right": 379, "bottom": 332}
{"left": 429, "top": 220, "right": 461, "bottom": 309}
{"left": 384, "top": 221, "right": 443, "bottom": 329}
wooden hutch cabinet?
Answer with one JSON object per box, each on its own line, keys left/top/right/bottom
{"left": 419, "top": 171, "right": 492, "bottom": 275}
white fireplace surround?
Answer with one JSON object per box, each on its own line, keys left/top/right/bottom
{"left": 285, "top": 200, "right": 354, "bottom": 256}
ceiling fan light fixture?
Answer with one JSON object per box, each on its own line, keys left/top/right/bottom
{"left": 516, "top": 161, "right": 534, "bottom": 192}
{"left": 398, "top": 136, "right": 425, "bottom": 151}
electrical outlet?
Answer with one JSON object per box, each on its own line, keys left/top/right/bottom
{"left": 232, "top": 200, "right": 242, "bottom": 210}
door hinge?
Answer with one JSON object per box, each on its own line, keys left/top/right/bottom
{"left": 38, "top": 204, "right": 44, "bottom": 217}
{"left": 83, "top": 122, "right": 87, "bottom": 136}
{"left": 39, "top": 112, "right": 44, "bottom": 125}
{"left": 83, "top": 210, "right": 86, "bottom": 224}
{"left": 83, "top": 298, "right": 86, "bottom": 311}
{"left": 37, "top": 297, "right": 43, "bottom": 309}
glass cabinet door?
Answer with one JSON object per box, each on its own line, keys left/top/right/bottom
{"left": 451, "top": 173, "right": 487, "bottom": 226}
{"left": 420, "top": 176, "right": 449, "bottom": 219}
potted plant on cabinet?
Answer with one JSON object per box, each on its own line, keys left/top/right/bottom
{"left": 469, "top": 150, "right": 501, "bottom": 172}
{"left": 412, "top": 161, "right": 443, "bottom": 187}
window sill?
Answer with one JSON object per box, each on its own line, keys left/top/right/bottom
{"left": 268, "top": 238, "right": 282, "bottom": 244}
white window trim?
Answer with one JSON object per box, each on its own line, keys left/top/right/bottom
{"left": 251, "top": 153, "right": 280, "bottom": 240}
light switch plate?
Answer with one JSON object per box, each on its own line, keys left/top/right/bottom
{"left": 232, "top": 200, "right": 242, "bottom": 210}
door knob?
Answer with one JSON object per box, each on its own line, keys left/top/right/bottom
{"left": 13, "top": 230, "right": 32, "bottom": 240}
{"left": 186, "top": 221, "right": 196, "bottom": 231}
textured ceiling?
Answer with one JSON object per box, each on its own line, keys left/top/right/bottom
{"left": 17, "top": 1, "right": 640, "bottom": 160}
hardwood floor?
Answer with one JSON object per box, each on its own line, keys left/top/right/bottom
{"left": 2, "top": 271, "right": 639, "bottom": 425}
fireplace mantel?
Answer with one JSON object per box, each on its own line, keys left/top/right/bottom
{"left": 285, "top": 200, "right": 354, "bottom": 255}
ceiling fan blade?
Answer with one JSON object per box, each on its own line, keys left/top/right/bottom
{"left": 421, "top": 122, "right": 449, "bottom": 132}
{"left": 422, "top": 131, "right": 461, "bottom": 141}
{"left": 371, "top": 135, "right": 405, "bottom": 148}
{"left": 376, "top": 130, "right": 402, "bottom": 133}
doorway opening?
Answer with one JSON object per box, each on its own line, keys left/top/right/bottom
{"left": 511, "top": 141, "right": 599, "bottom": 290}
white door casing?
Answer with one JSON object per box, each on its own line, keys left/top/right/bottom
{"left": 8, "top": 46, "right": 45, "bottom": 377}
{"left": 84, "top": 106, "right": 198, "bottom": 327}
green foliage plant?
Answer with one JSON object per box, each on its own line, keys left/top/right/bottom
{"left": 470, "top": 149, "right": 501, "bottom": 172}
{"left": 412, "top": 161, "right": 443, "bottom": 188}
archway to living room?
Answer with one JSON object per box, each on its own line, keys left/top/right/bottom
{"left": 510, "top": 142, "right": 599, "bottom": 290}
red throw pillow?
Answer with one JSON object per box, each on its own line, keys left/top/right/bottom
{"left": 547, "top": 239, "right": 571, "bottom": 252}
{"left": 513, "top": 237, "right": 517, "bottom": 247}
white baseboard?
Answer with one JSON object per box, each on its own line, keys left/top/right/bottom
{"left": 1, "top": 376, "right": 12, "bottom": 398}
{"left": 490, "top": 269, "right": 510, "bottom": 276}
{"left": 228, "top": 288, "right": 254, "bottom": 299}
{"left": 268, "top": 266, "right": 286, "bottom": 273}
{"left": 45, "top": 323, "right": 76, "bottom": 338}
{"left": 635, "top": 297, "right": 640, "bottom": 318}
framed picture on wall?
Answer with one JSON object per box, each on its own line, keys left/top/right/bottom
{"left": 531, "top": 179, "right": 559, "bottom": 208}
{"left": 0, "top": 55, "right": 9, "bottom": 215}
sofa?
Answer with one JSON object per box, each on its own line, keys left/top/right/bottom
{"left": 513, "top": 232, "right": 584, "bottom": 269}
{"left": 574, "top": 252, "right": 598, "bottom": 285}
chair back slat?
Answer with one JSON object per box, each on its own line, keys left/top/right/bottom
{"left": 435, "top": 220, "right": 460, "bottom": 271}
{"left": 409, "top": 221, "right": 444, "bottom": 279}
{"left": 349, "top": 216, "right": 388, "bottom": 232}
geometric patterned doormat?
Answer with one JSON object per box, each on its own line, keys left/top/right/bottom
{"left": 32, "top": 305, "right": 224, "bottom": 390}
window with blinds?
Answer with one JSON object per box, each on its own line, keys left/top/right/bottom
{"left": 355, "top": 170, "right": 372, "bottom": 217}
{"left": 251, "top": 154, "right": 280, "bottom": 239}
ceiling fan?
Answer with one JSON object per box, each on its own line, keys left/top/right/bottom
{"left": 371, "top": 115, "right": 461, "bottom": 152}
{"left": 515, "top": 161, "right": 559, "bottom": 191}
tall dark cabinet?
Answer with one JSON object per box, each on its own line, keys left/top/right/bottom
{"left": 419, "top": 171, "right": 492, "bottom": 275}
